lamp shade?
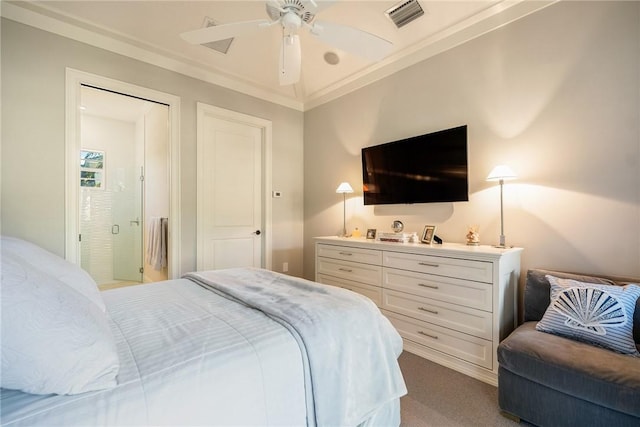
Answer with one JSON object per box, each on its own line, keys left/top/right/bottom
{"left": 487, "top": 165, "right": 517, "bottom": 181}
{"left": 336, "top": 182, "right": 354, "bottom": 194}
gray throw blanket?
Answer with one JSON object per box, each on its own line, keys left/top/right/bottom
{"left": 184, "top": 267, "right": 407, "bottom": 427}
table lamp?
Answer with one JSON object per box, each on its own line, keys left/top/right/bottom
{"left": 486, "top": 165, "right": 516, "bottom": 248}
{"left": 336, "top": 182, "right": 354, "bottom": 237}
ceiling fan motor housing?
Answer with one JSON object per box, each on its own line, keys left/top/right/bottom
{"left": 281, "top": 11, "right": 303, "bottom": 34}
{"left": 266, "top": 0, "right": 316, "bottom": 25}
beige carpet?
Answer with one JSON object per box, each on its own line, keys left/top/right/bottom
{"left": 398, "top": 351, "right": 525, "bottom": 427}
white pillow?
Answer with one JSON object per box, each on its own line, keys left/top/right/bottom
{"left": 1, "top": 253, "right": 120, "bottom": 395}
{"left": 1, "top": 236, "right": 105, "bottom": 312}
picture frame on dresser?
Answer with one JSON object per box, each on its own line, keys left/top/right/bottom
{"left": 421, "top": 225, "right": 436, "bottom": 244}
{"left": 366, "top": 229, "right": 377, "bottom": 239}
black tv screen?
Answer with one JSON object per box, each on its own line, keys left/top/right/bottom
{"left": 362, "top": 125, "right": 468, "bottom": 205}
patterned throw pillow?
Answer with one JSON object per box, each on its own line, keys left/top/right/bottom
{"left": 536, "top": 275, "right": 640, "bottom": 356}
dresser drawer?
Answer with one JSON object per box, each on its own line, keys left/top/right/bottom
{"left": 384, "top": 310, "right": 492, "bottom": 369}
{"left": 382, "top": 289, "right": 492, "bottom": 340}
{"left": 317, "top": 274, "right": 382, "bottom": 307}
{"left": 383, "top": 251, "right": 493, "bottom": 283}
{"left": 316, "top": 257, "right": 382, "bottom": 286}
{"left": 317, "top": 243, "right": 382, "bottom": 265}
{"left": 383, "top": 268, "right": 492, "bottom": 311}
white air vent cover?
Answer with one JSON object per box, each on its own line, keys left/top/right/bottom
{"left": 202, "top": 17, "right": 234, "bottom": 54}
{"left": 386, "top": 0, "right": 425, "bottom": 28}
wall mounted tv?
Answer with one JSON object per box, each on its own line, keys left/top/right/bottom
{"left": 362, "top": 125, "right": 468, "bottom": 205}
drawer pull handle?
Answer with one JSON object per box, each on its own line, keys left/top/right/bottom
{"left": 418, "top": 331, "right": 438, "bottom": 339}
{"left": 418, "top": 283, "right": 439, "bottom": 289}
{"left": 418, "top": 262, "right": 439, "bottom": 268}
{"left": 339, "top": 252, "right": 353, "bottom": 256}
{"left": 418, "top": 307, "right": 439, "bottom": 315}
{"left": 338, "top": 268, "right": 353, "bottom": 273}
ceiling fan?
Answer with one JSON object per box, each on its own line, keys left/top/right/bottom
{"left": 180, "top": 0, "right": 393, "bottom": 86}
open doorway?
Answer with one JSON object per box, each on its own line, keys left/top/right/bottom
{"left": 79, "top": 86, "right": 169, "bottom": 288}
{"left": 66, "top": 69, "right": 181, "bottom": 283}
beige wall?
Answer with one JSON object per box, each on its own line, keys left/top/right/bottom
{"left": 303, "top": 1, "right": 640, "bottom": 280}
{"left": 1, "top": 19, "right": 305, "bottom": 277}
{"left": 2, "top": 2, "right": 638, "bottom": 283}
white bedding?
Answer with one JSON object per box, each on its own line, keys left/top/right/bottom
{"left": 1, "top": 278, "right": 308, "bottom": 426}
{"left": 1, "top": 269, "right": 406, "bottom": 426}
{"left": 186, "top": 268, "right": 407, "bottom": 426}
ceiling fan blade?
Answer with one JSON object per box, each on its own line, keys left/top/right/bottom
{"left": 302, "top": 0, "right": 336, "bottom": 13}
{"left": 279, "top": 34, "right": 301, "bottom": 86}
{"left": 180, "top": 19, "right": 270, "bottom": 45}
{"left": 266, "top": 0, "right": 285, "bottom": 13}
{"left": 311, "top": 20, "right": 393, "bottom": 62}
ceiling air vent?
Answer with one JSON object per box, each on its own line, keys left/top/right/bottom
{"left": 386, "top": 0, "right": 425, "bottom": 28}
{"left": 201, "top": 17, "right": 233, "bottom": 54}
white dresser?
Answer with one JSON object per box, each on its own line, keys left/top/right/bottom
{"left": 314, "top": 236, "right": 523, "bottom": 386}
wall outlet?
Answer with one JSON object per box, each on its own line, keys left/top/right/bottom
{"left": 272, "top": 191, "right": 282, "bottom": 198}
{"left": 282, "top": 262, "right": 289, "bottom": 273}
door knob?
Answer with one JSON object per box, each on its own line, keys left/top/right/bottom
{"left": 253, "top": 230, "right": 261, "bottom": 235}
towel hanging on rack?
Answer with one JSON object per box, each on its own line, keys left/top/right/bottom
{"left": 146, "top": 217, "right": 168, "bottom": 271}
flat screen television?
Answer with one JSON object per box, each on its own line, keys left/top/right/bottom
{"left": 362, "top": 125, "right": 468, "bottom": 205}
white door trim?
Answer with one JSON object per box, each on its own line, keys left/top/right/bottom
{"left": 65, "top": 68, "right": 182, "bottom": 279}
{"left": 196, "top": 102, "right": 273, "bottom": 271}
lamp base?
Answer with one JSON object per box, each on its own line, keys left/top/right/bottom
{"left": 492, "top": 245, "right": 508, "bottom": 249}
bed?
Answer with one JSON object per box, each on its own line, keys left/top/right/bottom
{"left": 0, "top": 236, "right": 407, "bottom": 426}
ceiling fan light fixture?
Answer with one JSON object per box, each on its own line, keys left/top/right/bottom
{"left": 282, "top": 10, "right": 302, "bottom": 33}
{"left": 279, "top": 33, "right": 301, "bottom": 85}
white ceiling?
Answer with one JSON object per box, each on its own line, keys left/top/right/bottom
{"left": 4, "top": 0, "right": 554, "bottom": 110}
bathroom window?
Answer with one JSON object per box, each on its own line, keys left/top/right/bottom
{"left": 80, "top": 150, "right": 105, "bottom": 189}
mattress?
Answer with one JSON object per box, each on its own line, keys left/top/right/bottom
{"left": 1, "top": 278, "right": 308, "bottom": 426}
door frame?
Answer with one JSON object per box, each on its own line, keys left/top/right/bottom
{"left": 196, "top": 102, "right": 273, "bottom": 271}
{"left": 65, "top": 68, "right": 182, "bottom": 279}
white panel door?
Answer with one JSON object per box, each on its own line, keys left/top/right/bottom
{"left": 197, "top": 106, "right": 263, "bottom": 271}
